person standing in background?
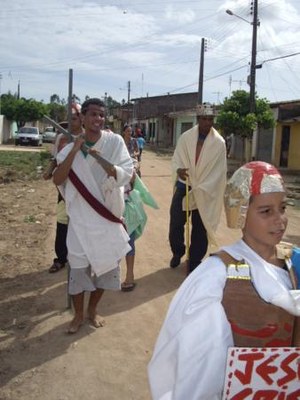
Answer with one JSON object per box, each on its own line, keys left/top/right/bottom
{"left": 44, "top": 103, "right": 83, "bottom": 273}
{"left": 136, "top": 132, "right": 146, "bottom": 162}
{"left": 169, "top": 104, "right": 227, "bottom": 274}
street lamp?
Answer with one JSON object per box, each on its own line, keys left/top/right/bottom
{"left": 226, "top": 2, "right": 259, "bottom": 114}
{"left": 225, "top": 9, "right": 251, "bottom": 25}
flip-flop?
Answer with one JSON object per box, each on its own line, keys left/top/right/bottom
{"left": 49, "top": 261, "right": 66, "bottom": 273}
{"left": 121, "top": 282, "right": 136, "bottom": 292}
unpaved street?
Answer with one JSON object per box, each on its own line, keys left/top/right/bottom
{"left": 0, "top": 149, "right": 299, "bottom": 400}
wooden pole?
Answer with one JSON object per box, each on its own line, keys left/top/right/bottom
{"left": 185, "top": 178, "right": 190, "bottom": 262}
{"left": 66, "top": 69, "right": 73, "bottom": 309}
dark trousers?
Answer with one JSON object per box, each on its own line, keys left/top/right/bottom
{"left": 54, "top": 192, "right": 68, "bottom": 264}
{"left": 54, "top": 222, "right": 68, "bottom": 264}
{"left": 169, "top": 187, "right": 208, "bottom": 272}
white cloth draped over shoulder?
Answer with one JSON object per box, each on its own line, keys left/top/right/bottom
{"left": 172, "top": 126, "right": 227, "bottom": 246}
{"left": 148, "top": 240, "right": 300, "bottom": 400}
{"left": 56, "top": 130, "right": 133, "bottom": 276}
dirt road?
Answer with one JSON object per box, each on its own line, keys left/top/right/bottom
{"left": 0, "top": 149, "right": 299, "bottom": 400}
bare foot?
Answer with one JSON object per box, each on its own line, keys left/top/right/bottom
{"left": 88, "top": 314, "right": 106, "bottom": 328}
{"left": 67, "top": 316, "right": 83, "bottom": 334}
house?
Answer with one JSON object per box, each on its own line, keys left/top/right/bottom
{"left": 129, "top": 94, "right": 300, "bottom": 171}
{"left": 131, "top": 92, "right": 199, "bottom": 146}
{"left": 273, "top": 100, "right": 300, "bottom": 169}
{"left": 255, "top": 100, "right": 300, "bottom": 170}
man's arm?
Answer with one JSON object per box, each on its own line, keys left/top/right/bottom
{"left": 292, "top": 317, "right": 300, "bottom": 346}
{"left": 53, "top": 136, "right": 85, "bottom": 186}
{"left": 172, "top": 135, "right": 189, "bottom": 181}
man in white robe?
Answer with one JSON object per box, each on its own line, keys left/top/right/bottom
{"left": 169, "top": 104, "right": 227, "bottom": 272}
{"left": 148, "top": 161, "right": 300, "bottom": 400}
{"left": 53, "top": 98, "right": 133, "bottom": 334}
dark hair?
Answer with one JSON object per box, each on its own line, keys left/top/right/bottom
{"left": 123, "top": 124, "right": 131, "bottom": 132}
{"left": 81, "top": 98, "right": 105, "bottom": 114}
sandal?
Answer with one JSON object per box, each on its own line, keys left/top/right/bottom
{"left": 49, "top": 261, "right": 66, "bottom": 273}
{"left": 121, "top": 282, "right": 136, "bottom": 292}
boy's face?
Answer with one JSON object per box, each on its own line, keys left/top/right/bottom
{"left": 242, "top": 192, "right": 287, "bottom": 251}
{"left": 81, "top": 104, "right": 105, "bottom": 135}
{"left": 71, "top": 113, "right": 82, "bottom": 134}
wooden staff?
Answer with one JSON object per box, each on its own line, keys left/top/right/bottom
{"left": 285, "top": 257, "right": 298, "bottom": 290}
{"left": 185, "top": 177, "right": 190, "bottom": 262}
{"left": 43, "top": 115, "right": 115, "bottom": 175}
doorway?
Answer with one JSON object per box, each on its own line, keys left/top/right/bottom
{"left": 279, "top": 125, "right": 290, "bottom": 167}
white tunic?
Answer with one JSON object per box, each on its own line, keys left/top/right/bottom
{"left": 148, "top": 240, "right": 300, "bottom": 400}
{"left": 57, "top": 130, "right": 133, "bottom": 276}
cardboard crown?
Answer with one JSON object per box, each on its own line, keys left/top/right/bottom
{"left": 196, "top": 103, "right": 216, "bottom": 117}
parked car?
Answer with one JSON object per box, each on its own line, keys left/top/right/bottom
{"left": 15, "top": 127, "right": 43, "bottom": 146}
{"left": 42, "top": 127, "right": 57, "bottom": 143}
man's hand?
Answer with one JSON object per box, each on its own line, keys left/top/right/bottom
{"left": 177, "top": 168, "right": 189, "bottom": 180}
{"left": 72, "top": 134, "right": 85, "bottom": 153}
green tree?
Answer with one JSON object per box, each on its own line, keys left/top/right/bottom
{"left": 50, "top": 93, "right": 61, "bottom": 104}
{"left": 1, "top": 94, "right": 48, "bottom": 128}
{"left": 216, "top": 90, "right": 274, "bottom": 139}
{"left": 48, "top": 93, "right": 67, "bottom": 121}
{"left": 1, "top": 93, "right": 17, "bottom": 120}
{"left": 15, "top": 98, "right": 48, "bottom": 128}
{"left": 47, "top": 102, "right": 66, "bottom": 122}
{"left": 106, "top": 95, "right": 120, "bottom": 109}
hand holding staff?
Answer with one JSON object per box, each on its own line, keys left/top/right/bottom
{"left": 43, "top": 115, "right": 116, "bottom": 176}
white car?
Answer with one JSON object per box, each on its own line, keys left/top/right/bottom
{"left": 15, "top": 127, "right": 43, "bottom": 146}
{"left": 42, "top": 127, "right": 57, "bottom": 143}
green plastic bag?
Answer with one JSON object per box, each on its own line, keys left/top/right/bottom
{"left": 133, "top": 174, "right": 159, "bottom": 209}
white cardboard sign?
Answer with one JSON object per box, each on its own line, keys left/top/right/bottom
{"left": 222, "top": 347, "right": 300, "bottom": 400}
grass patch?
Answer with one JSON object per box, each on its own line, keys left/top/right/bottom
{"left": 0, "top": 150, "right": 52, "bottom": 183}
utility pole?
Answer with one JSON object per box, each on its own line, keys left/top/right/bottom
{"left": 249, "top": 0, "right": 259, "bottom": 159}
{"left": 198, "top": 38, "right": 206, "bottom": 104}
{"left": 212, "top": 91, "right": 222, "bottom": 104}
{"left": 67, "top": 69, "right": 73, "bottom": 140}
{"left": 127, "top": 80, "right": 131, "bottom": 104}
{"left": 17, "top": 80, "right": 20, "bottom": 99}
{"left": 229, "top": 75, "right": 246, "bottom": 94}
{"left": 249, "top": 0, "right": 258, "bottom": 114}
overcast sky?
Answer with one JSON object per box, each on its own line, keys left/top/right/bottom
{"left": 1, "top": 0, "right": 300, "bottom": 105}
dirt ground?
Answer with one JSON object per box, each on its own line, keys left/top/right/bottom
{"left": 0, "top": 149, "right": 300, "bottom": 400}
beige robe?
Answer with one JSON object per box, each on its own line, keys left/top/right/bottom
{"left": 172, "top": 126, "right": 227, "bottom": 246}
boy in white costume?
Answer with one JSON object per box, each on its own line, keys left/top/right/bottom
{"left": 148, "top": 161, "right": 300, "bottom": 400}
{"left": 53, "top": 98, "right": 133, "bottom": 334}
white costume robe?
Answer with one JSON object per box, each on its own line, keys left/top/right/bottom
{"left": 172, "top": 126, "right": 227, "bottom": 246}
{"left": 148, "top": 240, "right": 300, "bottom": 400}
{"left": 57, "top": 130, "right": 133, "bottom": 277}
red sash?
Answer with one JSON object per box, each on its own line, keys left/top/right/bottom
{"left": 68, "top": 169, "right": 124, "bottom": 227}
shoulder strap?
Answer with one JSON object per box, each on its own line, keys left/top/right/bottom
{"left": 213, "top": 250, "right": 240, "bottom": 267}
{"left": 68, "top": 169, "right": 125, "bottom": 227}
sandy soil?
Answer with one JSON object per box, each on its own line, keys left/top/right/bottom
{"left": 0, "top": 149, "right": 299, "bottom": 400}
